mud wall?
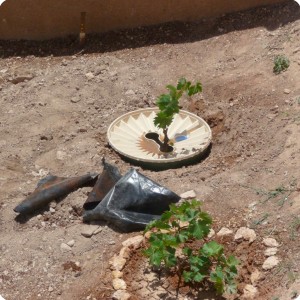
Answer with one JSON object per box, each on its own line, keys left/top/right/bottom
{"left": 0, "top": 0, "right": 284, "bottom": 40}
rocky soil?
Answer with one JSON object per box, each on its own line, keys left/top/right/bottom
{"left": 0, "top": 1, "right": 300, "bottom": 299}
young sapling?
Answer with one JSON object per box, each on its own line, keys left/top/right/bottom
{"left": 153, "top": 78, "right": 202, "bottom": 152}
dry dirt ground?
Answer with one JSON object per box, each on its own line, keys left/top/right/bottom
{"left": 1, "top": 1, "right": 300, "bottom": 299}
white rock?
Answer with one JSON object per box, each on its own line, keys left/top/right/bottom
{"left": 264, "top": 247, "right": 278, "bottom": 257}
{"left": 112, "top": 290, "right": 131, "bottom": 300}
{"left": 250, "top": 269, "right": 262, "bottom": 286}
{"left": 180, "top": 190, "right": 197, "bottom": 199}
{"left": 125, "top": 89, "right": 135, "bottom": 96}
{"left": 67, "top": 240, "right": 75, "bottom": 247}
{"left": 60, "top": 243, "right": 72, "bottom": 252}
{"left": 234, "top": 227, "right": 256, "bottom": 243}
{"left": 262, "top": 256, "right": 280, "bottom": 270}
{"left": 109, "top": 255, "right": 126, "bottom": 271}
{"left": 48, "top": 286, "right": 54, "bottom": 292}
{"left": 217, "top": 227, "right": 233, "bottom": 236}
{"left": 85, "top": 72, "right": 95, "bottom": 80}
{"left": 81, "top": 225, "right": 100, "bottom": 238}
{"left": 207, "top": 228, "right": 215, "bottom": 238}
{"left": 112, "top": 278, "right": 127, "bottom": 290}
{"left": 93, "top": 227, "right": 103, "bottom": 235}
{"left": 122, "top": 235, "right": 144, "bottom": 249}
{"left": 263, "top": 237, "right": 279, "bottom": 247}
{"left": 119, "top": 247, "right": 130, "bottom": 259}
{"left": 112, "top": 270, "right": 123, "bottom": 279}
{"left": 284, "top": 89, "right": 291, "bottom": 94}
{"left": 242, "top": 284, "right": 258, "bottom": 299}
{"left": 56, "top": 150, "right": 67, "bottom": 160}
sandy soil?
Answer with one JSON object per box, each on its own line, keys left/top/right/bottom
{"left": 0, "top": 1, "right": 300, "bottom": 299}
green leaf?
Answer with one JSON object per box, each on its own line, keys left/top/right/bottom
{"left": 162, "top": 234, "right": 178, "bottom": 247}
{"left": 154, "top": 111, "right": 173, "bottom": 129}
{"left": 226, "top": 255, "right": 239, "bottom": 268}
{"left": 193, "top": 272, "right": 206, "bottom": 282}
{"left": 182, "top": 247, "right": 192, "bottom": 256}
{"left": 164, "top": 246, "right": 177, "bottom": 267}
{"left": 156, "top": 94, "right": 171, "bottom": 110}
{"left": 183, "top": 271, "right": 192, "bottom": 282}
{"left": 160, "top": 211, "right": 173, "bottom": 222}
{"left": 166, "top": 85, "right": 178, "bottom": 99}
{"left": 201, "top": 241, "right": 224, "bottom": 257}
{"left": 189, "top": 220, "right": 210, "bottom": 240}
{"left": 177, "top": 78, "right": 187, "bottom": 90}
{"left": 151, "top": 219, "right": 171, "bottom": 230}
{"left": 176, "top": 231, "right": 189, "bottom": 243}
{"left": 143, "top": 247, "right": 163, "bottom": 267}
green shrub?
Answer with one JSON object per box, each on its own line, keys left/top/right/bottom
{"left": 143, "top": 200, "right": 239, "bottom": 295}
{"left": 273, "top": 55, "right": 290, "bottom": 74}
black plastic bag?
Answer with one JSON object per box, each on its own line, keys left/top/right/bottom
{"left": 83, "top": 169, "right": 180, "bottom": 231}
{"left": 83, "top": 159, "right": 122, "bottom": 210}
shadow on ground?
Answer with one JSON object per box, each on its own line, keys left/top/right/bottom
{"left": 0, "top": 1, "right": 299, "bottom": 58}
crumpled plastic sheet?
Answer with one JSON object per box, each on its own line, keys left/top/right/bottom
{"left": 83, "top": 159, "right": 122, "bottom": 210}
{"left": 83, "top": 168, "right": 180, "bottom": 232}
{"left": 14, "top": 160, "right": 180, "bottom": 232}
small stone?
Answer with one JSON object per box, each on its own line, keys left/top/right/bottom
{"left": 217, "top": 227, "right": 233, "bottom": 236}
{"left": 263, "top": 237, "right": 279, "bottom": 247}
{"left": 125, "top": 89, "right": 135, "bottom": 96}
{"left": 85, "top": 72, "right": 95, "bottom": 80}
{"left": 122, "top": 235, "right": 144, "bottom": 249}
{"left": 242, "top": 284, "right": 258, "bottom": 299}
{"left": 284, "top": 89, "right": 291, "bottom": 94}
{"left": 207, "top": 228, "right": 215, "bottom": 238}
{"left": 250, "top": 269, "right": 262, "bottom": 286}
{"left": 60, "top": 243, "right": 72, "bottom": 252}
{"left": 81, "top": 225, "right": 100, "bottom": 238}
{"left": 48, "top": 286, "right": 54, "bottom": 292}
{"left": 112, "top": 290, "right": 131, "bottom": 300}
{"left": 264, "top": 247, "right": 278, "bottom": 257}
{"left": 49, "top": 207, "right": 55, "bottom": 214}
{"left": 109, "top": 255, "right": 126, "bottom": 271}
{"left": 9, "top": 74, "right": 34, "bottom": 84}
{"left": 112, "top": 270, "right": 123, "bottom": 279}
{"left": 109, "top": 240, "right": 116, "bottom": 245}
{"left": 71, "top": 97, "right": 81, "bottom": 103}
{"left": 119, "top": 247, "right": 130, "bottom": 259}
{"left": 234, "top": 227, "right": 256, "bottom": 243}
{"left": 180, "top": 190, "right": 197, "bottom": 199}
{"left": 93, "top": 227, "right": 103, "bottom": 235}
{"left": 67, "top": 240, "right": 75, "bottom": 247}
{"left": 262, "top": 256, "right": 280, "bottom": 270}
{"left": 56, "top": 150, "right": 67, "bottom": 160}
{"left": 112, "top": 278, "right": 127, "bottom": 290}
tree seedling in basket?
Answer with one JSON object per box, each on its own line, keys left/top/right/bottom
{"left": 152, "top": 78, "right": 202, "bottom": 152}
{"left": 143, "top": 200, "right": 239, "bottom": 295}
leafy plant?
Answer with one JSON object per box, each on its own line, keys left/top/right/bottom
{"left": 143, "top": 200, "right": 239, "bottom": 295}
{"left": 154, "top": 78, "right": 202, "bottom": 152}
{"left": 289, "top": 215, "right": 300, "bottom": 241}
{"left": 242, "top": 179, "right": 297, "bottom": 207}
{"left": 273, "top": 55, "right": 290, "bottom": 74}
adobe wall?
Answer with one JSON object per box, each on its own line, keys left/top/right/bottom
{"left": 0, "top": 0, "right": 284, "bottom": 40}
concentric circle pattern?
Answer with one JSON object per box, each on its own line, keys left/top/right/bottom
{"left": 107, "top": 108, "right": 212, "bottom": 165}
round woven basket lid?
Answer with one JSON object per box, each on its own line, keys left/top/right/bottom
{"left": 107, "top": 108, "right": 212, "bottom": 166}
